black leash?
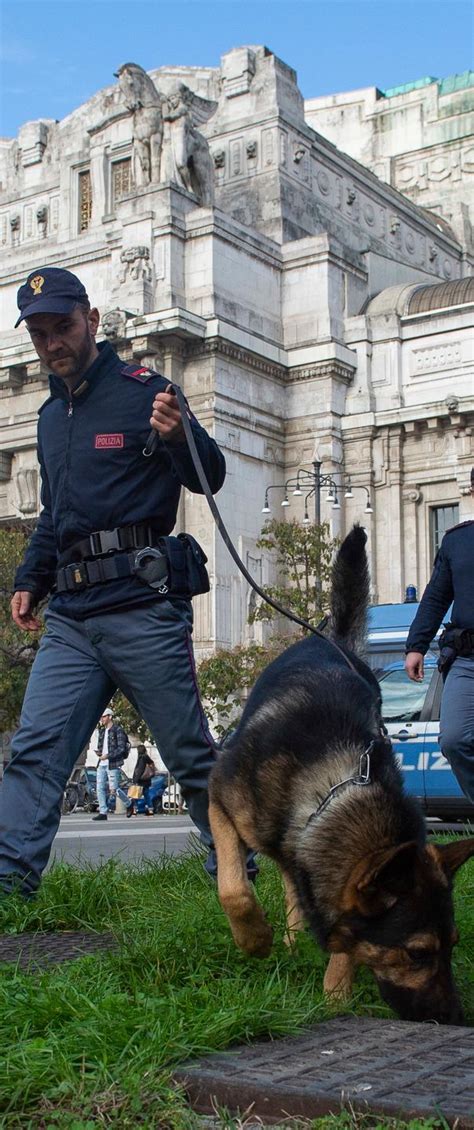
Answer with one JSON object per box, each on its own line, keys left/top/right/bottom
{"left": 144, "top": 384, "right": 358, "bottom": 671}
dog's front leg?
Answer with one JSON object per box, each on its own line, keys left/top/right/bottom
{"left": 281, "top": 870, "right": 306, "bottom": 946}
{"left": 323, "top": 952, "right": 355, "bottom": 999}
{"left": 209, "top": 800, "right": 273, "bottom": 957}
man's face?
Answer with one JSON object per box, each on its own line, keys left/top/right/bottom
{"left": 100, "top": 714, "right": 112, "bottom": 726}
{"left": 25, "top": 306, "right": 100, "bottom": 385}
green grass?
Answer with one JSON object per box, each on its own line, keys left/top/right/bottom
{"left": 0, "top": 842, "right": 472, "bottom": 1128}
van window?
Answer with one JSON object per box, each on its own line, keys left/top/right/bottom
{"left": 378, "top": 668, "right": 432, "bottom": 723}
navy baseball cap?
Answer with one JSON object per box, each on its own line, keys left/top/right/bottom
{"left": 15, "top": 267, "right": 89, "bottom": 327}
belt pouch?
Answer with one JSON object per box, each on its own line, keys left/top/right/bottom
{"left": 160, "top": 534, "right": 210, "bottom": 597}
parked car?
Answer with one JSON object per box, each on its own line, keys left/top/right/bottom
{"left": 367, "top": 600, "right": 449, "bottom": 672}
{"left": 161, "top": 780, "right": 188, "bottom": 813}
{"left": 377, "top": 660, "right": 473, "bottom": 821}
{"left": 137, "top": 772, "right": 168, "bottom": 814}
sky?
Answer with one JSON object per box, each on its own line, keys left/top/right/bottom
{"left": 1, "top": 0, "right": 472, "bottom": 138}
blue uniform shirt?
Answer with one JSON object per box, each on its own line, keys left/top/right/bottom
{"left": 14, "top": 341, "right": 226, "bottom": 618}
{"left": 405, "top": 520, "right": 474, "bottom": 654}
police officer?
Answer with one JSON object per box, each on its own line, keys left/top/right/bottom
{"left": 0, "top": 266, "right": 227, "bottom": 895}
{"left": 405, "top": 468, "right": 474, "bottom": 802}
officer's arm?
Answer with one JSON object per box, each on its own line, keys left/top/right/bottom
{"left": 405, "top": 542, "right": 453, "bottom": 656}
{"left": 151, "top": 388, "right": 226, "bottom": 494}
{"left": 13, "top": 442, "right": 58, "bottom": 605}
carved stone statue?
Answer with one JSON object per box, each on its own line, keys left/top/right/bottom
{"left": 101, "top": 308, "right": 128, "bottom": 342}
{"left": 162, "top": 84, "right": 214, "bottom": 206}
{"left": 115, "top": 62, "right": 163, "bottom": 186}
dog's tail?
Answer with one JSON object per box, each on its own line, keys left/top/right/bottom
{"left": 329, "top": 524, "right": 370, "bottom": 653}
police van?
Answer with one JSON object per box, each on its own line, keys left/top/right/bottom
{"left": 367, "top": 603, "right": 472, "bottom": 821}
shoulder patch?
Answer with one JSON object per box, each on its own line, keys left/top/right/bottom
{"left": 120, "top": 364, "right": 156, "bottom": 384}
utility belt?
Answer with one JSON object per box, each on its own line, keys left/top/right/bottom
{"left": 55, "top": 523, "right": 209, "bottom": 598}
{"left": 437, "top": 623, "right": 474, "bottom": 676}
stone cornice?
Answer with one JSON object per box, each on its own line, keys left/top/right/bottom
{"left": 288, "top": 360, "right": 356, "bottom": 384}
{"left": 186, "top": 338, "right": 286, "bottom": 381}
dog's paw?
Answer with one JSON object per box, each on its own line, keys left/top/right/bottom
{"left": 233, "top": 916, "right": 274, "bottom": 958}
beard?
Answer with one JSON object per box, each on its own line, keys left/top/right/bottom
{"left": 48, "top": 330, "right": 96, "bottom": 383}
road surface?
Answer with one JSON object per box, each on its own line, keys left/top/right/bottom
{"left": 48, "top": 811, "right": 196, "bottom": 869}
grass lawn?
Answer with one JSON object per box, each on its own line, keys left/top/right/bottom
{"left": 0, "top": 841, "right": 472, "bottom": 1129}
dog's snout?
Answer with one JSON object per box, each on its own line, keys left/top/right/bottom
{"left": 377, "top": 978, "right": 464, "bottom": 1026}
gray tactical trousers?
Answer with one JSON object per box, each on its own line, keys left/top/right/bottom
{"left": 0, "top": 600, "right": 217, "bottom": 895}
{"left": 439, "top": 655, "right": 474, "bottom": 803}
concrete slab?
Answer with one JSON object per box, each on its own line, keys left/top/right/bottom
{"left": 0, "top": 930, "right": 118, "bottom": 970}
{"left": 174, "top": 1016, "right": 474, "bottom": 1127}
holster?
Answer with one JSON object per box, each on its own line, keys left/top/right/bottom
{"left": 437, "top": 623, "right": 474, "bottom": 678}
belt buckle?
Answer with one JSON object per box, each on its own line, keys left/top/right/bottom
{"left": 133, "top": 546, "right": 169, "bottom": 592}
{"left": 90, "top": 528, "right": 120, "bottom": 555}
{"left": 65, "top": 562, "right": 87, "bottom": 591}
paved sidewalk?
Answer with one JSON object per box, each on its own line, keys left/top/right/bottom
{"left": 174, "top": 1016, "right": 474, "bottom": 1127}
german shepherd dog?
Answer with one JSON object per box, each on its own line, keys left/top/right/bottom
{"left": 209, "top": 526, "right": 474, "bottom": 1024}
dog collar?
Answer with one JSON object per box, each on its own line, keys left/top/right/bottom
{"left": 305, "top": 741, "right": 374, "bottom": 828}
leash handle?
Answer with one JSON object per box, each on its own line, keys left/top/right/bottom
{"left": 144, "top": 383, "right": 357, "bottom": 657}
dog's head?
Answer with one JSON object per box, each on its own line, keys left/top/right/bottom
{"left": 327, "top": 837, "right": 474, "bottom": 1024}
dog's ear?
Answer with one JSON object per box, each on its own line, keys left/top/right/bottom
{"left": 429, "top": 837, "right": 474, "bottom": 877}
{"left": 351, "top": 841, "right": 420, "bottom": 917}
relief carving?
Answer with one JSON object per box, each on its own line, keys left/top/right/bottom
{"left": 411, "top": 342, "right": 461, "bottom": 375}
{"left": 16, "top": 468, "right": 38, "bottom": 514}
{"left": 120, "top": 246, "right": 152, "bottom": 282}
{"left": 36, "top": 205, "right": 48, "bottom": 239}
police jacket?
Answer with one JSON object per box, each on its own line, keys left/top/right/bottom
{"left": 14, "top": 342, "right": 226, "bottom": 619}
{"left": 405, "top": 520, "right": 474, "bottom": 654}
{"left": 96, "top": 722, "right": 129, "bottom": 769}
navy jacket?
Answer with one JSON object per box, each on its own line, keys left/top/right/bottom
{"left": 406, "top": 521, "right": 474, "bottom": 654}
{"left": 14, "top": 342, "right": 226, "bottom": 618}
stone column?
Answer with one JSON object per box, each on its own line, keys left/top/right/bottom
{"left": 402, "top": 487, "right": 422, "bottom": 600}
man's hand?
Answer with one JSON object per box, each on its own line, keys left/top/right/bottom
{"left": 11, "top": 591, "right": 41, "bottom": 632}
{"left": 150, "top": 386, "right": 185, "bottom": 443}
{"left": 405, "top": 651, "right": 424, "bottom": 682}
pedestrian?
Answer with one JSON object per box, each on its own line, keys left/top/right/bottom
{"left": 125, "top": 744, "right": 156, "bottom": 817}
{"left": 0, "top": 265, "right": 229, "bottom": 896}
{"left": 405, "top": 468, "right": 474, "bottom": 802}
{"left": 93, "top": 707, "right": 129, "bottom": 821}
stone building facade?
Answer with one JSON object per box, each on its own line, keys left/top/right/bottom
{"left": 305, "top": 72, "right": 474, "bottom": 254}
{"left": 0, "top": 47, "right": 473, "bottom": 657}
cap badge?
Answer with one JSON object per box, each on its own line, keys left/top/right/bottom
{"left": 30, "top": 274, "right": 45, "bottom": 295}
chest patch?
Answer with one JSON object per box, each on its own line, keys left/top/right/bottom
{"left": 95, "top": 433, "right": 124, "bottom": 449}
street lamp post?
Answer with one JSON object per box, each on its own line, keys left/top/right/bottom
{"left": 261, "top": 464, "right": 373, "bottom": 522}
